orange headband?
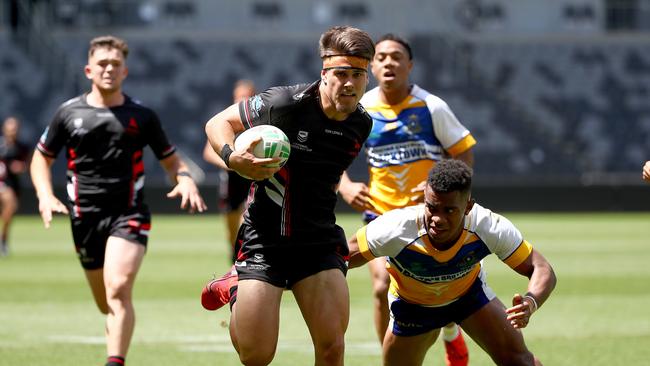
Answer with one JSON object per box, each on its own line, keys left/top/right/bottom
{"left": 322, "top": 55, "right": 369, "bottom": 72}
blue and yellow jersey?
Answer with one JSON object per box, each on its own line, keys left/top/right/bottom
{"left": 355, "top": 203, "right": 532, "bottom": 306}
{"left": 360, "top": 85, "right": 476, "bottom": 214}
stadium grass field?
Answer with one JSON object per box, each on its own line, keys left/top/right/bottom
{"left": 1, "top": 212, "right": 649, "bottom": 365}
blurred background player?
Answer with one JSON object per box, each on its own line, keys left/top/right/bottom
{"left": 0, "top": 116, "right": 30, "bottom": 256}
{"left": 643, "top": 161, "right": 650, "bottom": 182}
{"left": 338, "top": 33, "right": 475, "bottom": 366}
{"left": 348, "top": 160, "right": 557, "bottom": 366}
{"left": 202, "top": 26, "right": 374, "bottom": 365}
{"left": 202, "top": 80, "right": 255, "bottom": 262}
{"left": 30, "top": 35, "right": 206, "bottom": 366}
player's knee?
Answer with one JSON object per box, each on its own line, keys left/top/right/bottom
{"left": 314, "top": 336, "right": 345, "bottom": 365}
{"left": 238, "top": 346, "right": 276, "bottom": 366}
{"left": 491, "top": 349, "right": 536, "bottom": 366}
{"left": 372, "top": 277, "right": 389, "bottom": 299}
{"left": 105, "top": 279, "right": 132, "bottom": 302}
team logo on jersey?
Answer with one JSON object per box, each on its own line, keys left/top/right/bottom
{"left": 293, "top": 92, "right": 305, "bottom": 100}
{"left": 248, "top": 95, "right": 264, "bottom": 118}
{"left": 126, "top": 117, "right": 139, "bottom": 135}
{"left": 297, "top": 130, "right": 309, "bottom": 143}
{"left": 71, "top": 118, "right": 88, "bottom": 136}
{"left": 406, "top": 114, "right": 422, "bottom": 135}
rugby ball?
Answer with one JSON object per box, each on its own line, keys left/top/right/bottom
{"left": 234, "top": 125, "right": 291, "bottom": 170}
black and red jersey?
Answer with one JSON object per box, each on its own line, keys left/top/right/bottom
{"left": 0, "top": 138, "right": 29, "bottom": 193}
{"left": 37, "top": 94, "right": 175, "bottom": 216}
{"left": 238, "top": 81, "right": 371, "bottom": 248}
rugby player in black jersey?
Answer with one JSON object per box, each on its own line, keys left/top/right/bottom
{"left": 203, "top": 26, "right": 374, "bottom": 365}
{"left": 30, "top": 35, "right": 206, "bottom": 366}
{"left": 0, "top": 116, "right": 30, "bottom": 256}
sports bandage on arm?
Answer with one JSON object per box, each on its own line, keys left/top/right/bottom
{"left": 220, "top": 144, "right": 234, "bottom": 168}
{"left": 523, "top": 293, "right": 539, "bottom": 313}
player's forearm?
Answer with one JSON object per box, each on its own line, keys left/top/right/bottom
{"left": 338, "top": 171, "right": 354, "bottom": 194}
{"left": 160, "top": 154, "right": 193, "bottom": 184}
{"left": 524, "top": 251, "right": 556, "bottom": 310}
{"left": 30, "top": 151, "right": 55, "bottom": 199}
{"left": 203, "top": 141, "right": 227, "bottom": 169}
{"left": 205, "top": 105, "right": 242, "bottom": 157}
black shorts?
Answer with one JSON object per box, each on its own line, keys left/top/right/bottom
{"left": 70, "top": 205, "right": 151, "bottom": 270}
{"left": 218, "top": 170, "right": 251, "bottom": 212}
{"left": 234, "top": 224, "right": 348, "bottom": 289}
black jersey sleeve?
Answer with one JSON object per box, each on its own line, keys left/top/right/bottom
{"left": 143, "top": 110, "right": 176, "bottom": 160}
{"left": 37, "top": 105, "right": 70, "bottom": 158}
{"left": 238, "top": 83, "right": 314, "bottom": 129}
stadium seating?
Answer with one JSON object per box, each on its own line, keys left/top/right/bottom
{"left": 2, "top": 31, "right": 649, "bottom": 182}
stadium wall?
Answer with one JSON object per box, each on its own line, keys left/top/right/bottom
{"left": 14, "top": 183, "right": 650, "bottom": 215}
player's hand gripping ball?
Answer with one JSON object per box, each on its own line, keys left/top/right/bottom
{"left": 234, "top": 125, "right": 291, "bottom": 178}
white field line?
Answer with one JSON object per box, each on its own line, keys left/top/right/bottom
{"left": 45, "top": 335, "right": 381, "bottom": 355}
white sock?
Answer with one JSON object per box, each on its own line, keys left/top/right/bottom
{"left": 441, "top": 323, "right": 460, "bottom": 342}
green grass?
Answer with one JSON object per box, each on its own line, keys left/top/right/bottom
{"left": 1, "top": 212, "right": 650, "bottom": 365}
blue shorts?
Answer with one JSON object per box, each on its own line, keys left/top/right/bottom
{"left": 388, "top": 272, "right": 495, "bottom": 336}
{"left": 363, "top": 210, "right": 379, "bottom": 224}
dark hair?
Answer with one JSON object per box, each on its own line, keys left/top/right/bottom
{"left": 427, "top": 160, "right": 472, "bottom": 194}
{"left": 88, "top": 35, "right": 129, "bottom": 59}
{"left": 319, "top": 26, "right": 375, "bottom": 61}
{"left": 376, "top": 33, "right": 413, "bottom": 60}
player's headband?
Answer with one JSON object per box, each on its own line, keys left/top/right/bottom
{"left": 322, "top": 55, "right": 369, "bottom": 72}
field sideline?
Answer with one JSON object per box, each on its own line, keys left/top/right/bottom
{"left": 1, "top": 212, "right": 649, "bottom": 365}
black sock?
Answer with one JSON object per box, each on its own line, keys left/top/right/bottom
{"left": 106, "top": 355, "right": 125, "bottom": 366}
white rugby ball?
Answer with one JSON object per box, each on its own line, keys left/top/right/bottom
{"left": 234, "top": 125, "right": 291, "bottom": 171}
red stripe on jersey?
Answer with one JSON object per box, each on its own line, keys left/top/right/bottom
{"left": 36, "top": 142, "right": 55, "bottom": 157}
{"left": 242, "top": 99, "right": 253, "bottom": 129}
{"left": 128, "top": 150, "right": 144, "bottom": 207}
{"left": 67, "top": 148, "right": 81, "bottom": 217}
{"left": 160, "top": 145, "right": 176, "bottom": 158}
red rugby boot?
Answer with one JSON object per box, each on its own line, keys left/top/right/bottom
{"left": 201, "top": 265, "right": 238, "bottom": 311}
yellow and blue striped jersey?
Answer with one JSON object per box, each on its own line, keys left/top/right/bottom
{"left": 356, "top": 203, "right": 532, "bottom": 306}
{"left": 360, "top": 85, "right": 476, "bottom": 214}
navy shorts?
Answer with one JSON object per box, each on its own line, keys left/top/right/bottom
{"left": 234, "top": 224, "right": 348, "bottom": 289}
{"left": 389, "top": 272, "right": 495, "bottom": 336}
{"left": 363, "top": 210, "right": 380, "bottom": 224}
{"left": 70, "top": 206, "right": 151, "bottom": 270}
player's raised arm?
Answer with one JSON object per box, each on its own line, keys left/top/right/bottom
{"left": 643, "top": 160, "right": 650, "bottom": 182}
{"left": 30, "top": 150, "right": 69, "bottom": 228}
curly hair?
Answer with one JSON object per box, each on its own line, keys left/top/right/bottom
{"left": 427, "top": 159, "right": 473, "bottom": 194}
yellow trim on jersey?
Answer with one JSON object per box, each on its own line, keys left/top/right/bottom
{"left": 419, "top": 231, "right": 479, "bottom": 263}
{"left": 503, "top": 240, "right": 533, "bottom": 269}
{"left": 446, "top": 134, "right": 477, "bottom": 156}
{"left": 355, "top": 227, "right": 376, "bottom": 262}
{"left": 388, "top": 265, "right": 481, "bottom": 305}
{"left": 364, "top": 97, "right": 427, "bottom": 120}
